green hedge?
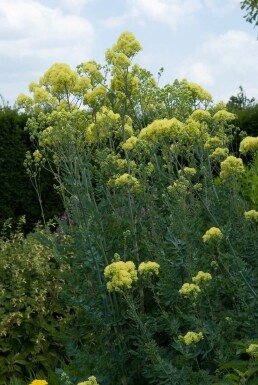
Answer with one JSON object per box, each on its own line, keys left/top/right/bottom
{"left": 0, "top": 107, "right": 63, "bottom": 231}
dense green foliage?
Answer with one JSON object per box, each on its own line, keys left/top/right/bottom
{"left": 0, "top": 106, "right": 63, "bottom": 232}
{"left": 227, "top": 87, "right": 258, "bottom": 139}
{"left": 10, "top": 32, "right": 258, "bottom": 385}
{"left": 0, "top": 219, "right": 71, "bottom": 384}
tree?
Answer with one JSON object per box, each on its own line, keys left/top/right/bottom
{"left": 241, "top": 0, "right": 258, "bottom": 26}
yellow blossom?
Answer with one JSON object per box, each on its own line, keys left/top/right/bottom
{"left": 239, "top": 136, "right": 258, "bottom": 155}
{"left": 244, "top": 210, "right": 258, "bottom": 223}
{"left": 202, "top": 227, "right": 222, "bottom": 243}
{"left": 83, "top": 85, "right": 106, "bottom": 105}
{"left": 209, "top": 147, "right": 229, "bottom": 161}
{"left": 204, "top": 136, "right": 223, "bottom": 150}
{"left": 139, "top": 118, "right": 183, "bottom": 142}
{"left": 179, "top": 283, "right": 201, "bottom": 299}
{"left": 104, "top": 261, "right": 138, "bottom": 292}
{"left": 29, "top": 381, "right": 48, "bottom": 385}
{"left": 33, "top": 150, "right": 43, "bottom": 163}
{"left": 220, "top": 156, "right": 244, "bottom": 181}
{"left": 122, "top": 136, "right": 138, "bottom": 151}
{"left": 190, "top": 109, "right": 211, "bottom": 122}
{"left": 168, "top": 176, "right": 190, "bottom": 195}
{"left": 246, "top": 343, "right": 258, "bottom": 357}
{"left": 78, "top": 376, "right": 99, "bottom": 385}
{"left": 109, "top": 173, "right": 141, "bottom": 193}
{"left": 213, "top": 110, "right": 235, "bottom": 123}
{"left": 179, "top": 331, "right": 204, "bottom": 345}
{"left": 138, "top": 261, "right": 160, "bottom": 276}
{"left": 192, "top": 271, "right": 212, "bottom": 285}
{"left": 182, "top": 167, "right": 196, "bottom": 177}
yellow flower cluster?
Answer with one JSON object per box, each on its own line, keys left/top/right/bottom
{"left": 139, "top": 118, "right": 183, "bottom": 142}
{"left": 167, "top": 176, "right": 190, "bottom": 195}
{"left": 204, "top": 136, "right": 223, "bottom": 150}
{"left": 83, "top": 85, "right": 106, "bottom": 105}
{"left": 209, "top": 147, "right": 229, "bottom": 161}
{"left": 33, "top": 150, "right": 43, "bottom": 163}
{"left": 138, "top": 261, "right": 160, "bottom": 277}
{"left": 39, "top": 126, "right": 54, "bottom": 147}
{"left": 122, "top": 136, "right": 138, "bottom": 151}
{"left": 246, "top": 343, "right": 258, "bottom": 357}
{"left": 190, "top": 109, "right": 211, "bottom": 122}
{"left": 85, "top": 107, "right": 121, "bottom": 144}
{"left": 78, "top": 376, "right": 99, "bottom": 385}
{"left": 244, "top": 210, "right": 258, "bottom": 223}
{"left": 192, "top": 271, "right": 212, "bottom": 285}
{"left": 182, "top": 167, "right": 196, "bottom": 177}
{"left": 29, "top": 381, "right": 48, "bottom": 385}
{"left": 179, "top": 331, "right": 204, "bottom": 346}
{"left": 109, "top": 173, "right": 141, "bottom": 193}
{"left": 213, "top": 110, "right": 235, "bottom": 123}
{"left": 40, "top": 63, "right": 78, "bottom": 96}
{"left": 179, "top": 283, "right": 201, "bottom": 299}
{"left": 220, "top": 156, "right": 244, "bottom": 181}
{"left": 239, "top": 136, "right": 258, "bottom": 155}
{"left": 187, "top": 82, "right": 213, "bottom": 103}
{"left": 104, "top": 261, "right": 138, "bottom": 292}
{"left": 106, "top": 31, "right": 142, "bottom": 60}
{"left": 202, "top": 227, "right": 222, "bottom": 243}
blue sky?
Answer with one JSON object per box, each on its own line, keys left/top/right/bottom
{"left": 0, "top": 0, "right": 257, "bottom": 105}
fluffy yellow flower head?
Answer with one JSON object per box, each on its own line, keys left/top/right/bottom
{"left": 244, "top": 210, "right": 258, "bottom": 223}
{"left": 190, "top": 109, "right": 211, "bottom": 122}
{"left": 204, "top": 136, "right": 223, "bottom": 150}
{"left": 78, "top": 376, "right": 99, "bottom": 385}
{"left": 33, "top": 150, "right": 43, "bottom": 163}
{"left": 182, "top": 167, "right": 196, "bottom": 177}
{"left": 239, "top": 136, "right": 258, "bottom": 155}
{"left": 29, "top": 381, "right": 48, "bottom": 385}
{"left": 202, "top": 227, "right": 222, "bottom": 243}
{"left": 179, "top": 283, "right": 201, "bottom": 299}
{"left": 122, "top": 136, "right": 138, "bottom": 151}
{"left": 213, "top": 110, "right": 235, "bottom": 123}
{"left": 179, "top": 331, "right": 204, "bottom": 346}
{"left": 220, "top": 156, "right": 244, "bottom": 181}
{"left": 109, "top": 173, "right": 141, "bottom": 193}
{"left": 246, "top": 343, "right": 258, "bottom": 357}
{"left": 138, "top": 261, "right": 160, "bottom": 277}
{"left": 139, "top": 118, "right": 183, "bottom": 143}
{"left": 104, "top": 261, "right": 138, "bottom": 292}
{"left": 209, "top": 147, "right": 229, "bottom": 161}
{"left": 192, "top": 271, "right": 212, "bottom": 285}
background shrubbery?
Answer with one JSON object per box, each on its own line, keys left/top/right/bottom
{"left": 0, "top": 106, "right": 63, "bottom": 232}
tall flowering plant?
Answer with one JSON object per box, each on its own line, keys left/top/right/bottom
{"left": 19, "top": 32, "right": 258, "bottom": 385}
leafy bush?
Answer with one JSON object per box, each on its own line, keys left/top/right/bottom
{"left": 0, "top": 219, "right": 70, "bottom": 384}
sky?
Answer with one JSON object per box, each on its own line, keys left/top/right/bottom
{"left": 0, "top": 0, "right": 258, "bottom": 106}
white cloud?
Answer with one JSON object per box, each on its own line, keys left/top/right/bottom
{"left": 0, "top": 0, "right": 94, "bottom": 60}
{"left": 178, "top": 30, "right": 258, "bottom": 101}
{"left": 59, "top": 0, "right": 95, "bottom": 14}
{"left": 203, "top": 0, "right": 239, "bottom": 16}
{"left": 103, "top": 0, "right": 202, "bottom": 30}
{"left": 102, "top": 0, "right": 240, "bottom": 30}
{"left": 0, "top": 0, "right": 95, "bottom": 102}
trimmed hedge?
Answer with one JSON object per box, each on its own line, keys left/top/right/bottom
{"left": 0, "top": 107, "right": 63, "bottom": 232}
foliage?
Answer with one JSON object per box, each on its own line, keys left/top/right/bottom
{"left": 0, "top": 106, "right": 63, "bottom": 232}
{"left": 18, "top": 32, "right": 258, "bottom": 385}
{"left": 241, "top": 0, "right": 258, "bottom": 26}
{"left": 0, "top": 218, "right": 70, "bottom": 384}
{"left": 214, "top": 341, "right": 258, "bottom": 385}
